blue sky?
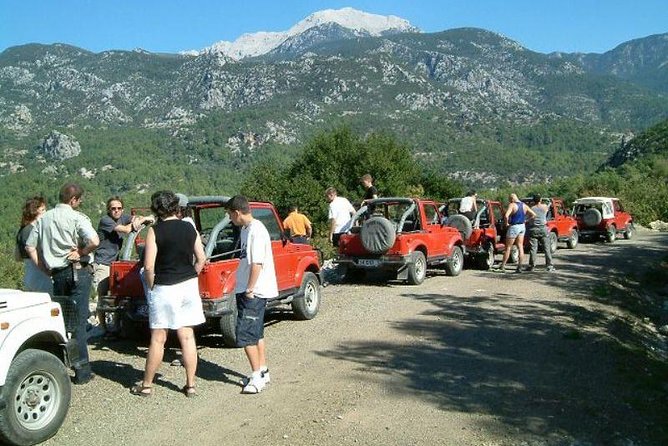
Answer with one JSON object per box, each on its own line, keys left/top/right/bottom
{"left": 1, "top": 0, "right": 666, "bottom": 54}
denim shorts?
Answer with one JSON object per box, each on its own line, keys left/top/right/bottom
{"left": 507, "top": 223, "right": 526, "bottom": 239}
{"left": 236, "top": 293, "right": 266, "bottom": 347}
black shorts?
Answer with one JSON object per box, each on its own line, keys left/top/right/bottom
{"left": 235, "top": 293, "right": 266, "bottom": 347}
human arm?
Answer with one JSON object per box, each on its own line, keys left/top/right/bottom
{"left": 193, "top": 231, "right": 206, "bottom": 274}
{"left": 143, "top": 227, "right": 157, "bottom": 290}
{"left": 305, "top": 216, "right": 312, "bottom": 238}
{"left": 525, "top": 204, "right": 537, "bottom": 219}
{"left": 329, "top": 218, "right": 336, "bottom": 242}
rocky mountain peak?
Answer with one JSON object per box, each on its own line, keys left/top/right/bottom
{"left": 39, "top": 130, "right": 81, "bottom": 161}
{"left": 199, "top": 7, "right": 419, "bottom": 59}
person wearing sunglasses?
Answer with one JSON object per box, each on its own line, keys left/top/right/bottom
{"left": 93, "top": 196, "right": 153, "bottom": 337}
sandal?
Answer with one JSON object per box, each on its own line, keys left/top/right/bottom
{"left": 130, "top": 383, "right": 152, "bottom": 397}
{"left": 182, "top": 385, "right": 197, "bottom": 398}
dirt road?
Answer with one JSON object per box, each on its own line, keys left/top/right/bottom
{"left": 43, "top": 229, "right": 668, "bottom": 446}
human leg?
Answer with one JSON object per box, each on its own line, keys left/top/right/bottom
{"left": 176, "top": 326, "right": 198, "bottom": 388}
{"left": 500, "top": 236, "right": 515, "bottom": 270}
{"left": 543, "top": 232, "right": 554, "bottom": 267}
{"left": 516, "top": 234, "right": 525, "bottom": 271}
{"left": 528, "top": 231, "right": 539, "bottom": 268}
{"left": 142, "top": 328, "right": 168, "bottom": 386}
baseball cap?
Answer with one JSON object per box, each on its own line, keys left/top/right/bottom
{"left": 175, "top": 193, "right": 188, "bottom": 207}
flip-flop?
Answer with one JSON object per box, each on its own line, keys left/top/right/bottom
{"left": 130, "top": 384, "right": 152, "bottom": 397}
{"left": 182, "top": 385, "right": 196, "bottom": 398}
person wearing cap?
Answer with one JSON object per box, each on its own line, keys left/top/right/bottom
{"left": 526, "top": 194, "right": 555, "bottom": 272}
{"left": 175, "top": 193, "right": 195, "bottom": 228}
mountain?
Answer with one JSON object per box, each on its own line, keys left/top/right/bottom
{"left": 575, "top": 33, "right": 668, "bottom": 93}
{"left": 0, "top": 10, "right": 667, "bottom": 190}
{"left": 198, "top": 7, "right": 419, "bottom": 59}
{"left": 605, "top": 118, "right": 668, "bottom": 168}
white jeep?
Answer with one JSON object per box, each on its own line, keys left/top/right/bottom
{"left": 0, "top": 289, "right": 74, "bottom": 446}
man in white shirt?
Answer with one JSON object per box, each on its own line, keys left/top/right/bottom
{"left": 325, "top": 187, "right": 355, "bottom": 246}
{"left": 226, "top": 195, "right": 278, "bottom": 394}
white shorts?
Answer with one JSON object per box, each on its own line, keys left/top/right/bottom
{"left": 148, "top": 277, "right": 205, "bottom": 329}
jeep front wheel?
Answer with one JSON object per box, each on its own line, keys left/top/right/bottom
{"left": 445, "top": 246, "right": 464, "bottom": 276}
{"left": 624, "top": 223, "right": 634, "bottom": 240}
{"left": 292, "top": 272, "right": 321, "bottom": 320}
{"left": 406, "top": 251, "right": 426, "bottom": 285}
{"left": 606, "top": 225, "right": 616, "bottom": 243}
{"left": 566, "top": 229, "right": 579, "bottom": 249}
{"left": 476, "top": 242, "right": 494, "bottom": 270}
{"left": 548, "top": 231, "right": 558, "bottom": 254}
{"left": 219, "top": 297, "right": 238, "bottom": 348}
{"left": 0, "top": 349, "right": 71, "bottom": 446}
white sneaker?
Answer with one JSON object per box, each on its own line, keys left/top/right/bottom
{"left": 241, "top": 375, "right": 266, "bottom": 394}
{"left": 241, "top": 368, "right": 270, "bottom": 386}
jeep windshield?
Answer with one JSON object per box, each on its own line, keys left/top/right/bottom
{"left": 352, "top": 198, "right": 418, "bottom": 232}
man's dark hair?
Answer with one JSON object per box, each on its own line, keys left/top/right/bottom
{"left": 106, "top": 196, "right": 124, "bottom": 212}
{"left": 533, "top": 194, "right": 542, "bottom": 204}
{"left": 59, "top": 183, "right": 84, "bottom": 204}
{"left": 466, "top": 190, "right": 476, "bottom": 197}
{"left": 289, "top": 205, "right": 299, "bottom": 212}
{"left": 150, "top": 190, "right": 179, "bottom": 219}
{"left": 226, "top": 195, "right": 250, "bottom": 214}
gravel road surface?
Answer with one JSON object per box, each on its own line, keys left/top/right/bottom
{"left": 41, "top": 229, "right": 668, "bottom": 446}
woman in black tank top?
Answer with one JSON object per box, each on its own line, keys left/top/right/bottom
{"left": 131, "top": 191, "right": 206, "bottom": 398}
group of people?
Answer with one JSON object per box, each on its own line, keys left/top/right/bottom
{"left": 497, "top": 193, "right": 555, "bottom": 273}
{"left": 15, "top": 184, "right": 278, "bottom": 396}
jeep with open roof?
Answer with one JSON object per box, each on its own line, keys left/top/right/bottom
{"left": 98, "top": 196, "right": 323, "bottom": 347}
{"left": 335, "top": 197, "right": 465, "bottom": 284}
{"left": 572, "top": 197, "right": 634, "bottom": 243}
{"left": 443, "top": 197, "right": 518, "bottom": 269}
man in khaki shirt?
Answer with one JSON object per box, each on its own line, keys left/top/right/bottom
{"left": 26, "top": 183, "right": 99, "bottom": 384}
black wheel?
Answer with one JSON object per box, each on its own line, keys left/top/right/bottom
{"left": 566, "top": 228, "right": 579, "bottom": 249}
{"left": 548, "top": 231, "right": 558, "bottom": 254}
{"left": 119, "top": 312, "right": 147, "bottom": 340}
{"left": 475, "top": 242, "right": 495, "bottom": 270}
{"left": 445, "top": 246, "right": 464, "bottom": 276}
{"left": 219, "top": 296, "right": 238, "bottom": 348}
{"left": 0, "top": 349, "right": 71, "bottom": 446}
{"left": 606, "top": 225, "right": 616, "bottom": 243}
{"left": 624, "top": 223, "right": 634, "bottom": 240}
{"left": 292, "top": 272, "right": 321, "bottom": 320}
{"left": 406, "top": 251, "right": 427, "bottom": 285}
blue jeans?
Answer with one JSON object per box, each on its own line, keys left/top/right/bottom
{"left": 52, "top": 265, "right": 93, "bottom": 377}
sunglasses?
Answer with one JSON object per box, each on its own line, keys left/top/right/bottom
{"left": 110, "top": 207, "right": 123, "bottom": 211}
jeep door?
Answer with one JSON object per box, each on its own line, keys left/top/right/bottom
{"left": 422, "top": 202, "right": 449, "bottom": 258}
{"left": 490, "top": 202, "right": 505, "bottom": 249}
{"left": 612, "top": 200, "right": 631, "bottom": 229}
{"left": 552, "top": 200, "right": 570, "bottom": 237}
{"left": 251, "top": 205, "right": 296, "bottom": 293}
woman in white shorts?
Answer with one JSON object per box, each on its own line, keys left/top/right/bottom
{"left": 131, "top": 190, "right": 206, "bottom": 398}
{"left": 498, "top": 193, "right": 536, "bottom": 273}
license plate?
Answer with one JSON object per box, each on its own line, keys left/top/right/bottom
{"left": 358, "top": 259, "right": 380, "bottom": 267}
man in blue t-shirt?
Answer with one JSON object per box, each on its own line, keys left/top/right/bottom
{"left": 94, "top": 197, "right": 152, "bottom": 334}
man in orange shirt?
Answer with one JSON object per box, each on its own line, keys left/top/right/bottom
{"left": 283, "top": 206, "right": 312, "bottom": 244}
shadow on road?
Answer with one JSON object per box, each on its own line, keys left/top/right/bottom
{"left": 317, "top": 232, "right": 668, "bottom": 445}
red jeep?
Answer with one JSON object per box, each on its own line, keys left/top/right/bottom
{"left": 99, "top": 196, "right": 323, "bottom": 347}
{"left": 443, "top": 198, "right": 518, "bottom": 269}
{"left": 335, "top": 197, "right": 464, "bottom": 284}
{"left": 573, "top": 197, "right": 634, "bottom": 243}
{"left": 520, "top": 197, "right": 580, "bottom": 253}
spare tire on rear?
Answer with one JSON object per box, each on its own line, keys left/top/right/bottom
{"left": 583, "top": 208, "right": 602, "bottom": 227}
{"left": 447, "top": 214, "right": 473, "bottom": 240}
{"left": 360, "top": 217, "right": 396, "bottom": 254}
